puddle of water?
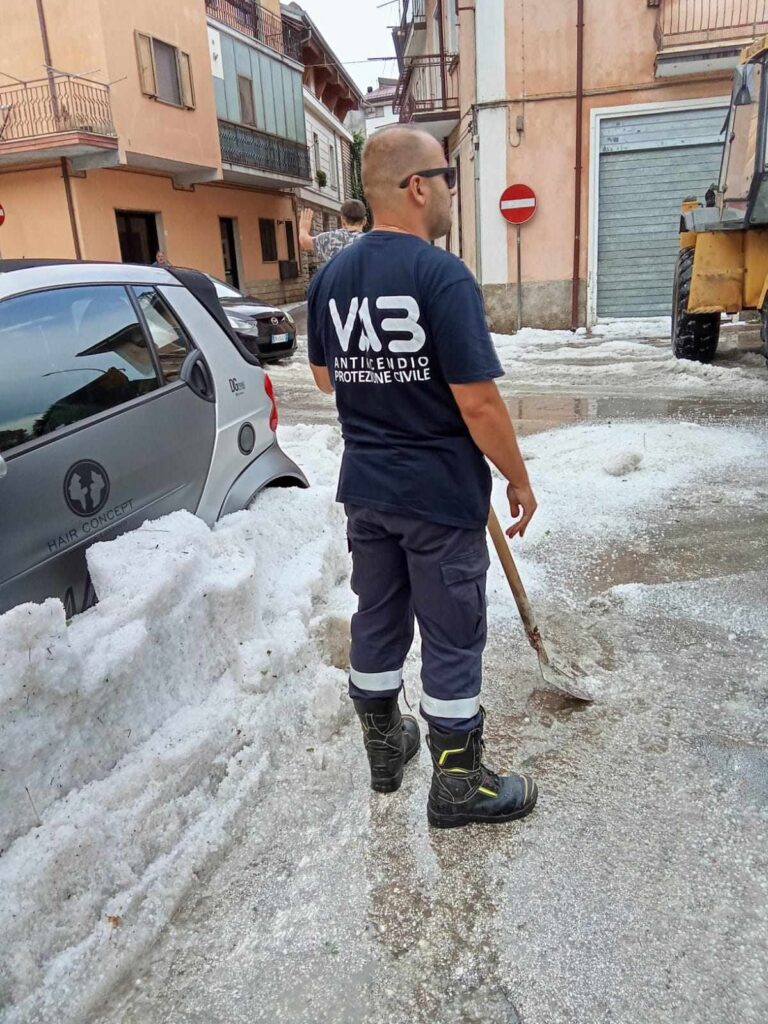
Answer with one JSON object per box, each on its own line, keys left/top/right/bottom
{"left": 587, "top": 506, "right": 768, "bottom": 594}
{"left": 503, "top": 392, "right": 767, "bottom": 438}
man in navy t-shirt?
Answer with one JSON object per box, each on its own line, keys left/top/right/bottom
{"left": 307, "top": 126, "right": 539, "bottom": 829}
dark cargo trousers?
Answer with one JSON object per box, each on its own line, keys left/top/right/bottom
{"left": 345, "top": 504, "right": 490, "bottom": 733}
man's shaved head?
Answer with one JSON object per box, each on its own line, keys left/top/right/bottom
{"left": 361, "top": 126, "right": 453, "bottom": 240}
{"left": 362, "top": 127, "right": 444, "bottom": 204}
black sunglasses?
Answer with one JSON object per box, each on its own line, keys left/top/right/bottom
{"left": 398, "top": 166, "right": 457, "bottom": 190}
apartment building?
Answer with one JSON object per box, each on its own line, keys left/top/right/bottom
{"left": 0, "top": 0, "right": 312, "bottom": 303}
{"left": 361, "top": 77, "right": 400, "bottom": 133}
{"left": 392, "top": 0, "right": 462, "bottom": 253}
{"left": 281, "top": 2, "right": 363, "bottom": 262}
{"left": 394, "top": 0, "right": 767, "bottom": 330}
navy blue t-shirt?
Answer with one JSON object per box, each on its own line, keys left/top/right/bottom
{"left": 307, "top": 231, "right": 503, "bottom": 529}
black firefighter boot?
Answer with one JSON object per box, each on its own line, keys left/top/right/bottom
{"left": 427, "top": 715, "right": 538, "bottom": 828}
{"left": 353, "top": 696, "right": 421, "bottom": 793}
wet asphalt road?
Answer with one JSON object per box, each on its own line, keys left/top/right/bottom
{"left": 92, "top": 322, "right": 768, "bottom": 1024}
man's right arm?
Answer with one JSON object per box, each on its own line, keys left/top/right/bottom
{"left": 310, "top": 363, "right": 334, "bottom": 394}
{"left": 424, "top": 259, "right": 537, "bottom": 539}
{"left": 449, "top": 381, "right": 536, "bottom": 538}
{"left": 307, "top": 275, "right": 334, "bottom": 395}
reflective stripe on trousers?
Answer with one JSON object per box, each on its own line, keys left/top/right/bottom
{"left": 346, "top": 505, "right": 489, "bottom": 730}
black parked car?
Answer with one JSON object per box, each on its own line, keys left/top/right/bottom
{"left": 206, "top": 274, "right": 297, "bottom": 363}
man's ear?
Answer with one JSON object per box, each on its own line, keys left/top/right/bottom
{"left": 409, "top": 178, "right": 428, "bottom": 208}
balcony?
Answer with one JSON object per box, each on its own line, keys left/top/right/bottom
{"left": 0, "top": 77, "right": 118, "bottom": 169}
{"left": 654, "top": 0, "right": 768, "bottom": 76}
{"left": 205, "top": 0, "right": 304, "bottom": 62}
{"left": 393, "top": 53, "right": 459, "bottom": 140}
{"left": 394, "top": 0, "right": 427, "bottom": 61}
{"left": 218, "top": 119, "right": 311, "bottom": 187}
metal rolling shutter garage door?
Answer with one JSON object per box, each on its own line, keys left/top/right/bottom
{"left": 597, "top": 105, "right": 728, "bottom": 318}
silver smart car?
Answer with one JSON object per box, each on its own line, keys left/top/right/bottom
{"left": 0, "top": 260, "right": 307, "bottom": 616}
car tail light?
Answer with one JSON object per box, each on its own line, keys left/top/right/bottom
{"left": 264, "top": 372, "right": 278, "bottom": 432}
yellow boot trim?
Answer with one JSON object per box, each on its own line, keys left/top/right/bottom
{"left": 438, "top": 746, "right": 468, "bottom": 766}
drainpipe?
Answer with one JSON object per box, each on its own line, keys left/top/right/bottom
{"left": 570, "top": 0, "right": 584, "bottom": 331}
{"left": 35, "top": 0, "right": 82, "bottom": 259}
{"left": 472, "top": 110, "right": 482, "bottom": 282}
{"left": 437, "top": 0, "right": 448, "bottom": 103}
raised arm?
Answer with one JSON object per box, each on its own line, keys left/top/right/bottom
{"left": 299, "top": 208, "right": 316, "bottom": 253}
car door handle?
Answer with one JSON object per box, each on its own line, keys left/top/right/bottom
{"left": 180, "top": 350, "right": 215, "bottom": 403}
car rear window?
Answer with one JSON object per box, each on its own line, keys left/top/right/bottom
{"left": 0, "top": 285, "right": 160, "bottom": 454}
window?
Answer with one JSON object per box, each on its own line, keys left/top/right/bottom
{"left": 447, "top": 0, "right": 459, "bottom": 51}
{"left": 219, "top": 218, "right": 241, "bottom": 289}
{"left": 328, "top": 142, "right": 338, "bottom": 189}
{"left": 312, "top": 132, "right": 321, "bottom": 174}
{"left": 207, "top": 274, "right": 243, "bottom": 300}
{"left": 0, "top": 286, "right": 159, "bottom": 453}
{"left": 237, "top": 75, "right": 255, "bottom": 126}
{"left": 259, "top": 218, "right": 278, "bottom": 263}
{"left": 721, "top": 64, "right": 763, "bottom": 203}
{"left": 135, "top": 32, "right": 195, "bottom": 108}
{"left": 115, "top": 210, "right": 160, "bottom": 265}
{"left": 133, "top": 288, "right": 191, "bottom": 383}
{"left": 154, "top": 40, "right": 181, "bottom": 106}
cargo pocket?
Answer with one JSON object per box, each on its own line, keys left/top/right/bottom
{"left": 439, "top": 546, "right": 491, "bottom": 648}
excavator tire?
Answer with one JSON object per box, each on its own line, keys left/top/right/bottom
{"left": 671, "top": 246, "right": 720, "bottom": 363}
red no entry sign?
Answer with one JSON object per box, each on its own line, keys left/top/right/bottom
{"left": 500, "top": 184, "right": 537, "bottom": 225}
{"left": 0, "top": 204, "right": 5, "bottom": 227}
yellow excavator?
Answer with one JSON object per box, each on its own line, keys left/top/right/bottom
{"left": 673, "top": 35, "right": 768, "bottom": 367}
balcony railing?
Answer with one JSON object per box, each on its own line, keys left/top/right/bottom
{"left": 400, "top": 0, "right": 426, "bottom": 29}
{"left": 218, "top": 119, "right": 311, "bottom": 179}
{"left": 655, "top": 0, "right": 768, "bottom": 48}
{"left": 394, "top": 0, "right": 426, "bottom": 60}
{"left": 0, "top": 77, "right": 115, "bottom": 143}
{"left": 393, "top": 54, "right": 459, "bottom": 121}
{"left": 205, "top": 0, "right": 304, "bottom": 62}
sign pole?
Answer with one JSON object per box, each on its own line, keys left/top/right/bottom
{"left": 516, "top": 224, "right": 522, "bottom": 333}
{"left": 499, "top": 183, "right": 537, "bottom": 335}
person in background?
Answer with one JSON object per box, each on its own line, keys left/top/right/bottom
{"left": 299, "top": 200, "right": 367, "bottom": 263}
{"left": 153, "top": 250, "right": 168, "bottom": 267}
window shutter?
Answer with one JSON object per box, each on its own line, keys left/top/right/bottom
{"left": 178, "top": 51, "right": 195, "bottom": 109}
{"left": 135, "top": 32, "right": 156, "bottom": 97}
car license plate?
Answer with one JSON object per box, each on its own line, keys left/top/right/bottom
{"left": 271, "top": 333, "right": 291, "bottom": 344}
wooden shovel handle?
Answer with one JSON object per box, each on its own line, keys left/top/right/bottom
{"left": 487, "top": 505, "right": 538, "bottom": 638}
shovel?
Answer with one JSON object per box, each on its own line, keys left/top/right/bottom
{"left": 487, "top": 506, "right": 594, "bottom": 702}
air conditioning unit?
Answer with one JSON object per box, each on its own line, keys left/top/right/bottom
{"left": 279, "top": 259, "right": 299, "bottom": 280}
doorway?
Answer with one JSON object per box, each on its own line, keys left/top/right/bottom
{"left": 115, "top": 210, "right": 160, "bottom": 265}
{"left": 219, "top": 217, "right": 240, "bottom": 289}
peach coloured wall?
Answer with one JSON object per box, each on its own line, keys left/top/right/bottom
{"left": 97, "top": 0, "right": 220, "bottom": 171}
{"left": 33, "top": 0, "right": 109, "bottom": 82}
{"left": 3, "top": 0, "right": 220, "bottom": 174}
{"left": 500, "top": 0, "right": 732, "bottom": 287}
{"left": 2, "top": 0, "right": 58, "bottom": 81}
{"left": 71, "top": 169, "right": 295, "bottom": 288}
{"left": 0, "top": 167, "right": 77, "bottom": 259}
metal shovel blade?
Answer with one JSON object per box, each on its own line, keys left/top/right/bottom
{"left": 488, "top": 507, "right": 594, "bottom": 703}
